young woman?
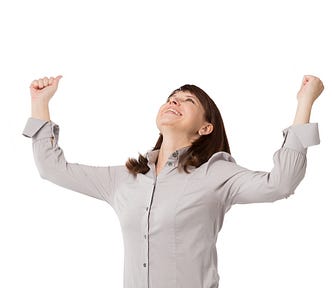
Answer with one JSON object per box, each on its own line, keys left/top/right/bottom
{"left": 23, "top": 75, "right": 324, "bottom": 288}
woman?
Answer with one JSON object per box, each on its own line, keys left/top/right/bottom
{"left": 22, "top": 75, "right": 324, "bottom": 288}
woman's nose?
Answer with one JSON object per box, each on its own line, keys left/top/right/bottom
{"left": 169, "top": 96, "right": 179, "bottom": 105}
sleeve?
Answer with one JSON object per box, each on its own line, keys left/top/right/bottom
{"left": 22, "top": 117, "right": 119, "bottom": 207}
{"left": 223, "top": 122, "right": 320, "bottom": 206}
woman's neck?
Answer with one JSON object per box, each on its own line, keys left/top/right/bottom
{"left": 155, "top": 133, "right": 192, "bottom": 176}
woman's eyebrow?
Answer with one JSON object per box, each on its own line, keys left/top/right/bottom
{"left": 183, "top": 95, "right": 199, "bottom": 102}
{"left": 185, "top": 95, "right": 197, "bottom": 99}
{"left": 167, "top": 94, "right": 197, "bottom": 100}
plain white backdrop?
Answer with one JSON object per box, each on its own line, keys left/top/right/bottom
{"left": 1, "top": 0, "right": 331, "bottom": 287}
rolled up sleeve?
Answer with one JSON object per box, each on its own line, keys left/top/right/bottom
{"left": 281, "top": 122, "right": 320, "bottom": 153}
{"left": 22, "top": 117, "right": 54, "bottom": 139}
{"left": 22, "top": 117, "right": 118, "bottom": 207}
{"left": 224, "top": 122, "right": 320, "bottom": 206}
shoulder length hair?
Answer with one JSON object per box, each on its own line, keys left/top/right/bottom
{"left": 126, "top": 84, "right": 231, "bottom": 175}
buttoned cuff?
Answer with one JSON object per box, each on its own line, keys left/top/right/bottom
{"left": 281, "top": 122, "right": 320, "bottom": 153}
{"left": 22, "top": 117, "right": 59, "bottom": 141}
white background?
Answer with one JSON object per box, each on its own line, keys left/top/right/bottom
{"left": 1, "top": 0, "right": 331, "bottom": 287}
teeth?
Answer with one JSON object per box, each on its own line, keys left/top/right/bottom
{"left": 167, "top": 108, "right": 181, "bottom": 116}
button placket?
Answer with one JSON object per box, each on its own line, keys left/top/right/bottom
{"left": 143, "top": 202, "right": 149, "bottom": 270}
{"left": 142, "top": 181, "right": 156, "bottom": 276}
{"left": 166, "top": 150, "right": 179, "bottom": 168}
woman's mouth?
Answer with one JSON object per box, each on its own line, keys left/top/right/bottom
{"left": 165, "top": 108, "right": 182, "bottom": 116}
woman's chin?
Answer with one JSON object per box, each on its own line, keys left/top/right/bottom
{"left": 157, "top": 116, "right": 180, "bottom": 126}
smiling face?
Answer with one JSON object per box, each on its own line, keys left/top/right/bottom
{"left": 156, "top": 90, "right": 213, "bottom": 140}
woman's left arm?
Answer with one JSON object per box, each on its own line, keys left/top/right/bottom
{"left": 223, "top": 75, "right": 324, "bottom": 206}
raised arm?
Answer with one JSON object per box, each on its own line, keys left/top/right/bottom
{"left": 222, "top": 75, "right": 324, "bottom": 206}
{"left": 22, "top": 76, "right": 124, "bottom": 208}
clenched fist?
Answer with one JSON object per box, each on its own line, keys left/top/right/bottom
{"left": 297, "top": 75, "right": 324, "bottom": 104}
{"left": 30, "top": 75, "right": 62, "bottom": 104}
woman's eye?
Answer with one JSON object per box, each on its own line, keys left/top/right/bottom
{"left": 186, "top": 98, "right": 195, "bottom": 103}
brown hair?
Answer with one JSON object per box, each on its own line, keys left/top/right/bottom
{"left": 126, "top": 84, "right": 231, "bottom": 175}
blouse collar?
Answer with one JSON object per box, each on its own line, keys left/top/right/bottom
{"left": 146, "top": 145, "right": 190, "bottom": 165}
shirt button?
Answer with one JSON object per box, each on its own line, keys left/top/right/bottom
{"left": 167, "top": 162, "right": 173, "bottom": 166}
{"left": 172, "top": 151, "right": 178, "bottom": 157}
{"left": 146, "top": 207, "right": 149, "bottom": 211}
{"left": 144, "top": 234, "right": 147, "bottom": 239}
{"left": 143, "top": 263, "right": 147, "bottom": 267}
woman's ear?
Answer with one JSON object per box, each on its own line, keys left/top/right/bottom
{"left": 198, "top": 123, "right": 214, "bottom": 136}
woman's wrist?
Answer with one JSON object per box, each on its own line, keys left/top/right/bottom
{"left": 292, "top": 100, "right": 313, "bottom": 125}
{"left": 31, "top": 100, "right": 51, "bottom": 121}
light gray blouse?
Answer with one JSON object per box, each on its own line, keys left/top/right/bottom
{"left": 22, "top": 117, "right": 320, "bottom": 288}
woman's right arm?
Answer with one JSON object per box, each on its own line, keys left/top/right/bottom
{"left": 22, "top": 76, "right": 121, "bottom": 207}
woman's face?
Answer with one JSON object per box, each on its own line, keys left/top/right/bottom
{"left": 156, "top": 90, "right": 211, "bottom": 139}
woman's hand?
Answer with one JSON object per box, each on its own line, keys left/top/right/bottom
{"left": 30, "top": 75, "right": 62, "bottom": 121}
{"left": 293, "top": 75, "right": 324, "bottom": 125}
{"left": 30, "top": 75, "right": 62, "bottom": 104}
{"left": 297, "top": 75, "right": 324, "bottom": 105}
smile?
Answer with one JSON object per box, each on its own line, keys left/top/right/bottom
{"left": 165, "top": 108, "right": 182, "bottom": 116}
